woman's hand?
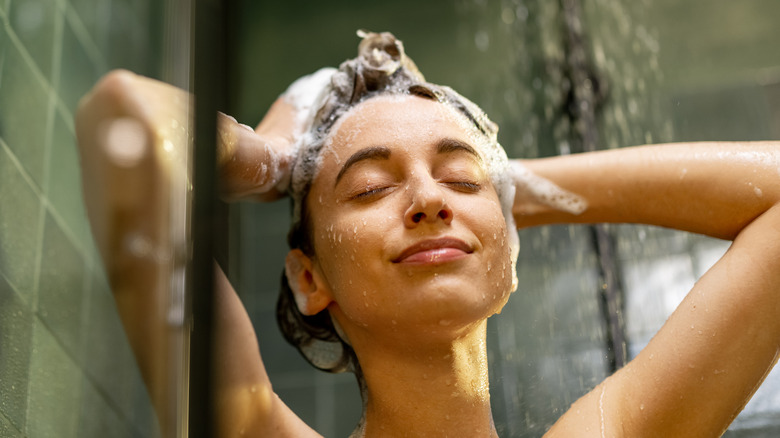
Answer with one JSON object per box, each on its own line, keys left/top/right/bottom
{"left": 216, "top": 99, "right": 296, "bottom": 202}
{"left": 218, "top": 66, "right": 336, "bottom": 201}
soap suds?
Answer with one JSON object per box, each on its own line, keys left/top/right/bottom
{"left": 511, "top": 161, "right": 588, "bottom": 215}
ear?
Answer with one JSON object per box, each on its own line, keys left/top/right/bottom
{"left": 285, "top": 249, "right": 333, "bottom": 315}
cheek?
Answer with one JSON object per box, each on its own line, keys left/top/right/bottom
{"left": 471, "top": 198, "right": 516, "bottom": 294}
{"left": 312, "top": 209, "right": 395, "bottom": 325}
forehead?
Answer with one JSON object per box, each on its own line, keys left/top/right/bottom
{"left": 325, "top": 94, "right": 480, "bottom": 157}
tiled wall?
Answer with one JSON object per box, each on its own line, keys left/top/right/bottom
{"left": 0, "top": 0, "right": 162, "bottom": 436}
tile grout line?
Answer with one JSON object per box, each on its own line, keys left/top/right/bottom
{"left": 60, "top": 0, "right": 106, "bottom": 73}
{"left": 1, "top": 138, "right": 96, "bottom": 267}
{"left": 0, "top": 409, "right": 23, "bottom": 437}
{"left": 0, "top": 8, "right": 52, "bottom": 95}
{"left": 29, "top": 1, "right": 66, "bottom": 311}
{"left": 24, "top": 5, "right": 66, "bottom": 435}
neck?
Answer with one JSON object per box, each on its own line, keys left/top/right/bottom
{"left": 350, "top": 320, "right": 497, "bottom": 438}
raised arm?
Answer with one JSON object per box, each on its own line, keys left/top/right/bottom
{"left": 524, "top": 143, "right": 780, "bottom": 436}
{"left": 75, "top": 70, "right": 320, "bottom": 437}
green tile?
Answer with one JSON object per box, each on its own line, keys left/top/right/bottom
{"left": 45, "top": 112, "right": 91, "bottom": 248}
{"left": 68, "top": 0, "right": 111, "bottom": 53}
{"left": 37, "top": 213, "right": 85, "bottom": 358}
{"left": 77, "top": 377, "right": 133, "bottom": 438}
{"left": 0, "top": 144, "right": 42, "bottom": 298}
{"left": 105, "top": 0, "right": 162, "bottom": 76}
{"left": 27, "top": 319, "right": 81, "bottom": 438}
{"left": 332, "top": 380, "right": 363, "bottom": 437}
{"left": 0, "top": 276, "right": 33, "bottom": 432}
{"left": 7, "top": 0, "right": 57, "bottom": 79}
{"left": 0, "top": 28, "right": 51, "bottom": 189}
{"left": 58, "top": 17, "right": 99, "bottom": 113}
{"left": 0, "top": 412, "right": 23, "bottom": 438}
{"left": 82, "top": 268, "right": 158, "bottom": 437}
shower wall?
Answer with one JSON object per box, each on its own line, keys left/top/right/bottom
{"left": 0, "top": 0, "right": 162, "bottom": 436}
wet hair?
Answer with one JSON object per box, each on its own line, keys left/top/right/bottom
{"left": 276, "top": 31, "right": 516, "bottom": 382}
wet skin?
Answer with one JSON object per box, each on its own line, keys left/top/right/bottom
{"left": 291, "top": 95, "right": 517, "bottom": 347}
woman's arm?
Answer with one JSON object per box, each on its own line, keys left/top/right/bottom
{"left": 75, "top": 70, "right": 318, "bottom": 437}
{"left": 513, "top": 142, "right": 779, "bottom": 239}
{"left": 526, "top": 143, "right": 780, "bottom": 436}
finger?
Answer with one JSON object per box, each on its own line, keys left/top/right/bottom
{"left": 217, "top": 113, "right": 290, "bottom": 202}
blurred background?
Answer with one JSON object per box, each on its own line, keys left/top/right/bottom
{"left": 1, "top": 0, "right": 779, "bottom": 437}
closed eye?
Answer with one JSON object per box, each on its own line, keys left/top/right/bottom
{"left": 443, "top": 181, "right": 482, "bottom": 193}
{"left": 351, "top": 186, "right": 391, "bottom": 200}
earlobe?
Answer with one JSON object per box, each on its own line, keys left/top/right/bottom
{"left": 285, "top": 249, "right": 333, "bottom": 315}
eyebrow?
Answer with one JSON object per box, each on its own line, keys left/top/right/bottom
{"left": 333, "top": 138, "right": 483, "bottom": 187}
{"left": 435, "top": 138, "right": 483, "bottom": 164}
{"left": 335, "top": 146, "right": 392, "bottom": 186}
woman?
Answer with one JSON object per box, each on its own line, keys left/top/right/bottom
{"left": 76, "top": 32, "right": 779, "bottom": 437}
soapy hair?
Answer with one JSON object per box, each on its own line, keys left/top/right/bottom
{"left": 276, "top": 31, "right": 518, "bottom": 380}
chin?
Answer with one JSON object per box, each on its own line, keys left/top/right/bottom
{"left": 404, "top": 275, "right": 513, "bottom": 327}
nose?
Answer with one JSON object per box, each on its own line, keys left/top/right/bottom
{"left": 403, "top": 176, "right": 453, "bottom": 228}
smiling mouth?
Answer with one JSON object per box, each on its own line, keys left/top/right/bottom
{"left": 392, "top": 237, "right": 473, "bottom": 264}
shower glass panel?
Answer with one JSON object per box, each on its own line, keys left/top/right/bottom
{"left": 0, "top": 0, "right": 192, "bottom": 436}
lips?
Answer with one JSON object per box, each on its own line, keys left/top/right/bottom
{"left": 392, "top": 237, "right": 474, "bottom": 264}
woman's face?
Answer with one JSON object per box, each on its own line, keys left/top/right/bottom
{"left": 305, "top": 95, "right": 515, "bottom": 340}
